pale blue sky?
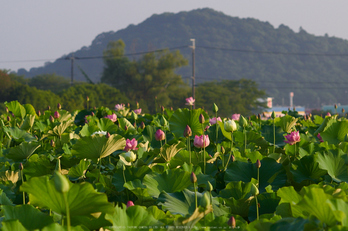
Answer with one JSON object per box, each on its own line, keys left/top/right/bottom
{"left": 1, "top": 0, "right": 347, "bottom": 71}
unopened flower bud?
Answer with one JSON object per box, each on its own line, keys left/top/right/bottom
{"left": 124, "top": 125, "right": 128, "bottom": 131}
{"left": 106, "top": 132, "right": 110, "bottom": 138}
{"left": 199, "top": 114, "right": 205, "bottom": 124}
{"left": 258, "top": 114, "right": 261, "bottom": 120}
{"left": 57, "top": 103, "right": 61, "bottom": 110}
{"left": 86, "top": 96, "right": 89, "bottom": 102}
{"left": 184, "top": 125, "right": 192, "bottom": 137}
{"left": 161, "top": 106, "right": 165, "bottom": 112}
{"left": 271, "top": 111, "right": 276, "bottom": 119}
{"left": 231, "top": 155, "right": 235, "bottom": 162}
{"left": 221, "top": 146, "right": 225, "bottom": 154}
{"left": 37, "top": 110, "right": 41, "bottom": 116}
{"left": 54, "top": 171, "right": 70, "bottom": 193}
{"left": 5, "top": 107, "right": 8, "bottom": 113}
{"left": 127, "top": 201, "right": 134, "bottom": 208}
{"left": 51, "top": 140, "right": 55, "bottom": 147}
{"left": 342, "top": 108, "right": 345, "bottom": 113}
{"left": 91, "top": 112, "right": 95, "bottom": 116}
{"left": 49, "top": 115, "right": 54, "bottom": 122}
{"left": 213, "top": 103, "right": 218, "bottom": 113}
{"left": 256, "top": 159, "right": 261, "bottom": 168}
{"left": 335, "top": 104, "right": 338, "bottom": 109}
{"left": 54, "top": 111, "right": 60, "bottom": 119}
{"left": 228, "top": 216, "right": 236, "bottom": 228}
{"left": 7, "top": 116, "right": 10, "bottom": 122}
{"left": 47, "top": 106, "right": 51, "bottom": 110}
{"left": 190, "top": 172, "right": 197, "bottom": 184}
{"left": 19, "top": 163, "right": 23, "bottom": 171}
{"left": 140, "top": 121, "right": 145, "bottom": 129}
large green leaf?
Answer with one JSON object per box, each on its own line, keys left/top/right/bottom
{"left": 71, "top": 134, "right": 125, "bottom": 161}
{"left": 105, "top": 204, "right": 162, "bottom": 230}
{"left": 2, "top": 204, "right": 54, "bottom": 230}
{"left": 5, "top": 101, "right": 26, "bottom": 119}
{"left": 275, "top": 115, "right": 298, "bottom": 133}
{"left": 169, "top": 108, "right": 209, "bottom": 138}
{"left": 225, "top": 158, "right": 287, "bottom": 193}
{"left": 315, "top": 150, "right": 348, "bottom": 183}
{"left": 23, "top": 154, "right": 53, "bottom": 178}
{"left": 20, "top": 175, "right": 114, "bottom": 216}
{"left": 2, "top": 219, "right": 28, "bottom": 231}
{"left": 112, "top": 166, "right": 152, "bottom": 192}
{"left": 276, "top": 186, "right": 304, "bottom": 218}
{"left": 68, "top": 159, "right": 91, "bottom": 181}
{"left": 97, "top": 118, "right": 118, "bottom": 133}
{"left": 6, "top": 141, "right": 41, "bottom": 161}
{"left": 248, "top": 192, "right": 280, "bottom": 222}
{"left": 20, "top": 114, "right": 36, "bottom": 131}
{"left": 261, "top": 124, "right": 286, "bottom": 147}
{"left": 320, "top": 120, "right": 348, "bottom": 144}
{"left": 6, "top": 127, "right": 36, "bottom": 143}
{"left": 290, "top": 155, "right": 327, "bottom": 184}
{"left": 143, "top": 168, "right": 192, "bottom": 197}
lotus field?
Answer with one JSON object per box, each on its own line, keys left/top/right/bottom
{"left": 2, "top": 100, "right": 348, "bottom": 230}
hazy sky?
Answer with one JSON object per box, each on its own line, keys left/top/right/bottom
{"left": 1, "top": 0, "right": 348, "bottom": 72}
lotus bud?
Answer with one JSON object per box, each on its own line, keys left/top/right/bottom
{"left": 86, "top": 96, "right": 89, "bottom": 102}
{"left": 133, "top": 122, "right": 137, "bottom": 128}
{"left": 221, "top": 146, "right": 225, "bottom": 154}
{"left": 136, "top": 101, "right": 139, "bottom": 109}
{"left": 94, "top": 107, "right": 96, "bottom": 110}
{"left": 184, "top": 125, "right": 192, "bottom": 138}
{"left": 161, "top": 106, "right": 165, "bottom": 112}
{"left": 124, "top": 125, "right": 128, "bottom": 131}
{"left": 47, "top": 105, "right": 51, "bottom": 110}
{"left": 140, "top": 121, "right": 146, "bottom": 129}
{"left": 37, "top": 110, "right": 41, "bottom": 116}
{"left": 57, "top": 103, "right": 61, "bottom": 110}
{"left": 190, "top": 172, "right": 197, "bottom": 184}
{"left": 7, "top": 116, "right": 10, "bottom": 122}
{"left": 200, "top": 192, "right": 211, "bottom": 209}
{"left": 5, "top": 107, "right": 8, "bottom": 113}
{"left": 256, "top": 159, "right": 261, "bottom": 168}
{"left": 19, "top": 163, "right": 23, "bottom": 171}
{"left": 258, "top": 114, "right": 261, "bottom": 120}
{"left": 123, "top": 151, "right": 137, "bottom": 162}
{"left": 91, "top": 112, "right": 95, "bottom": 116}
{"left": 127, "top": 103, "right": 130, "bottom": 108}
{"left": 54, "top": 171, "right": 70, "bottom": 193}
{"left": 335, "top": 104, "right": 338, "bottom": 109}
{"left": 155, "top": 129, "right": 165, "bottom": 141}
{"left": 51, "top": 140, "right": 55, "bottom": 147}
{"left": 224, "top": 120, "right": 237, "bottom": 133}
{"left": 251, "top": 183, "right": 259, "bottom": 196}
{"left": 54, "top": 111, "right": 60, "bottom": 119}
{"left": 207, "top": 181, "right": 213, "bottom": 192}
{"left": 199, "top": 114, "right": 205, "bottom": 124}
{"left": 213, "top": 103, "right": 218, "bottom": 113}
{"left": 342, "top": 108, "right": 345, "bottom": 113}
{"left": 171, "top": 107, "right": 173, "bottom": 111}
{"left": 127, "top": 201, "right": 134, "bottom": 208}
{"left": 49, "top": 115, "right": 54, "bottom": 122}
{"left": 293, "top": 107, "right": 296, "bottom": 111}
{"left": 231, "top": 154, "right": 235, "bottom": 162}
{"left": 228, "top": 216, "right": 236, "bottom": 228}
{"left": 106, "top": 132, "right": 110, "bottom": 138}
{"left": 271, "top": 111, "right": 276, "bottom": 119}
{"left": 239, "top": 115, "right": 248, "bottom": 127}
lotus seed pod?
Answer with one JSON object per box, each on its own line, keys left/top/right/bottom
{"left": 54, "top": 171, "right": 70, "bottom": 193}
{"left": 199, "top": 192, "right": 211, "bottom": 209}
{"left": 190, "top": 172, "right": 197, "bottom": 184}
{"left": 227, "top": 216, "right": 236, "bottom": 228}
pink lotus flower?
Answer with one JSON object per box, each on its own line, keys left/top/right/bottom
{"left": 134, "top": 108, "right": 142, "bottom": 115}
{"left": 54, "top": 111, "right": 60, "bottom": 119}
{"left": 124, "top": 138, "right": 138, "bottom": 151}
{"left": 232, "top": 114, "right": 240, "bottom": 121}
{"left": 317, "top": 133, "right": 324, "bottom": 142}
{"left": 105, "top": 113, "right": 117, "bottom": 122}
{"left": 209, "top": 117, "right": 222, "bottom": 125}
{"left": 284, "top": 131, "right": 301, "bottom": 145}
{"left": 115, "top": 104, "right": 125, "bottom": 111}
{"left": 185, "top": 97, "right": 195, "bottom": 106}
{"left": 326, "top": 112, "right": 331, "bottom": 117}
{"left": 126, "top": 201, "right": 134, "bottom": 208}
{"left": 155, "top": 129, "right": 165, "bottom": 141}
{"left": 194, "top": 135, "right": 210, "bottom": 148}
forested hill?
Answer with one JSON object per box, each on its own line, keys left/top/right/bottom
{"left": 17, "top": 8, "right": 348, "bottom": 108}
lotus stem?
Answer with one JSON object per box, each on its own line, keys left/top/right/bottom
{"left": 255, "top": 195, "right": 259, "bottom": 221}
{"left": 194, "top": 182, "right": 198, "bottom": 209}
{"left": 21, "top": 169, "right": 25, "bottom": 204}
{"left": 188, "top": 138, "right": 191, "bottom": 164}
{"left": 215, "top": 111, "right": 218, "bottom": 145}
{"left": 203, "top": 135, "right": 206, "bottom": 174}
{"left": 273, "top": 118, "right": 276, "bottom": 153}
{"left": 224, "top": 132, "right": 233, "bottom": 171}
{"left": 63, "top": 192, "right": 71, "bottom": 231}
{"left": 244, "top": 128, "right": 247, "bottom": 155}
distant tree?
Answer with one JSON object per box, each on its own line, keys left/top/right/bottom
{"left": 101, "top": 39, "right": 189, "bottom": 113}
{"left": 59, "top": 83, "right": 130, "bottom": 111}
{"left": 195, "top": 79, "right": 266, "bottom": 117}
{"left": 28, "top": 74, "right": 70, "bottom": 94}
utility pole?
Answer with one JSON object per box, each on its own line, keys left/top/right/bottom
{"left": 190, "top": 38, "right": 195, "bottom": 109}
{"left": 70, "top": 53, "right": 75, "bottom": 85}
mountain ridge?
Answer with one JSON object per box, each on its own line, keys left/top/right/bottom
{"left": 16, "top": 8, "right": 348, "bottom": 108}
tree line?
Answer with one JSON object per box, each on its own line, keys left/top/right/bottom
{"left": 1, "top": 40, "right": 266, "bottom": 117}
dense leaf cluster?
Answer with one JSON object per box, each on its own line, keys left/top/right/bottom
{"left": 1, "top": 101, "right": 348, "bottom": 230}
